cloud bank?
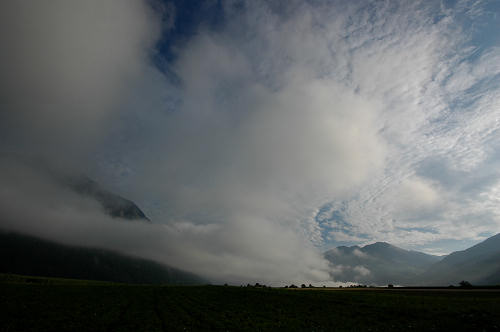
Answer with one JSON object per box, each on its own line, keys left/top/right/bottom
{"left": 1, "top": 0, "right": 500, "bottom": 283}
{"left": 0, "top": 0, "right": 161, "bottom": 167}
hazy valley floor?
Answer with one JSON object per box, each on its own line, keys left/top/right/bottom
{"left": 1, "top": 275, "right": 500, "bottom": 331}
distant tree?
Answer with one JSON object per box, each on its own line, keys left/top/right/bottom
{"left": 284, "top": 285, "right": 288, "bottom": 288}
{"left": 224, "top": 283, "right": 228, "bottom": 287}
{"left": 289, "top": 284, "right": 298, "bottom": 288}
{"left": 308, "top": 284, "right": 314, "bottom": 288}
{"left": 301, "top": 284, "right": 306, "bottom": 288}
{"left": 388, "top": 284, "right": 394, "bottom": 288}
{"left": 459, "top": 280, "right": 472, "bottom": 288}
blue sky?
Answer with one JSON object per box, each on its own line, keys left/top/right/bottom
{"left": 1, "top": 0, "right": 500, "bottom": 283}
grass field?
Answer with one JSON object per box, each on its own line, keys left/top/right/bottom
{"left": 1, "top": 274, "right": 500, "bottom": 331}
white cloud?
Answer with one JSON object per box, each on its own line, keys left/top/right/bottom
{"left": 389, "top": 177, "right": 443, "bottom": 216}
{"left": 352, "top": 249, "right": 368, "bottom": 259}
{"left": 306, "top": 0, "right": 500, "bottom": 252}
{"left": 2, "top": 0, "right": 383, "bottom": 283}
{"left": 353, "top": 266, "right": 371, "bottom": 278}
{"left": 0, "top": 0, "right": 162, "bottom": 167}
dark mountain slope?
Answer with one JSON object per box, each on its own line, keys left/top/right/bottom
{"left": 0, "top": 231, "right": 204, "bottom": 284}
{"left": 419, "top": 233, "right": 500, "bottom": 285}
{"left": 66, "top": 175, "right": 150, "bottom": 222}
{"left": 362, "top": 242, "right": 441, "bottom": 268}
{"left": 324, "top": 242, "right": 442, "bottom": 285}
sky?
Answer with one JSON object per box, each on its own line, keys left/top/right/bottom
{"left": 0, "top": 0, "right": 500, "bottom": 284}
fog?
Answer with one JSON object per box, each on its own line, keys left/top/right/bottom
{"left": 0, "top": 0, "right": 384, "bottom": 284}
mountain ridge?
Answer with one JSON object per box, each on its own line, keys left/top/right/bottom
{"left": 65, "top": 175, "right": 151, "bottom": 222}
{"left": 324, "top": 241, "right": 441, "bottom": 285}
{"left": 0, "top": 231, "right": 204, "bottom": 284}
{"left": 0, "top": 168, "right": 204, "bottom": 285}
{"left": 418, "top": 233, "right": 500, "bottom": 285}
{"left": 325, "top": 233, "right": 500, "bottom": 286}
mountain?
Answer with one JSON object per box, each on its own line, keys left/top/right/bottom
{"left": 324, "top": 242, "right": 442, "bottom": 285}
{"left": 0, "top": 165, "right": 203, "bottom": 284}
{"left": 65, "top": 175, "right": 150, "bottom": 222}
{"left": 3, "top": 155, "right": 150, "bottom": 222}
{"left": 418, "top": 233, "right": 500, "bottom": 286}
{"left": 0, "top": 231, "right": 205, "bottom": 284}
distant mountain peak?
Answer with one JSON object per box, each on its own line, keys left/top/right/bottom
{"left": 325, "top": 233, "right": 500, "bottom": 286}
{"left": 363, "top": 242, "right": 393, "bottom": 249}
{"left": 66, "top": 175, "right": 150, "bottom": 222}
{"left": 324, "top": 241, "right": 442, "bottom": 285}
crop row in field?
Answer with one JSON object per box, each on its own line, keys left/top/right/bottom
{"left": 1, "top": 275, "right": 500, "bottom": 331}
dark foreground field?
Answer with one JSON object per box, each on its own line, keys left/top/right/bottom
{"left": 1, "top": 275, "right": 500, "bottom": 331}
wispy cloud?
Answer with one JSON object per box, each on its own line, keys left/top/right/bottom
{"left": 309, "top": 0, "right": 500, "bottom": 252}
